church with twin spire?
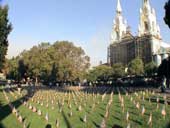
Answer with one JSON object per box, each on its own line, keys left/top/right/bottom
{"left": 108, "top": 0, "right": 170, "bottom": 66}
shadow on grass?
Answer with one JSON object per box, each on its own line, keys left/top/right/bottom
{"left": 0, "top": 101, "right": 2, "bottom": 107}
{"left": 99, "top": 106, "right": 105, "bottom": 111}
{"left": 80, "top": 117, "right": 84, "bottom": 122}
{"left": 131, "top": 119, "right": 142, "bottom": 125}
{"left": 92, "top": 121, "right": 100, "bottom": 128}
{"left": 145, "top": 97, "right": 170, "bottom": 105}
{"left": 112, "top": 124, "right": 123, "bottom": 128}
{"left": 45, "top": 124, "right": 51, "bottom": 128}
{"left": 0, "top": 86, "right": 35, "bottom": 122}
{"left": 61, "top": 110, "right": 72, "bottom": 128}
{"left": 86, "top": 110, "right": 90, "bottom": 114}
{"left": 0, "top": 123, "right": 5, "bottom": 128}
{"left": 129, "top": 111, "right": 139, "bottom": 116}
{"left": 166, "top": 122, "right": 170, "bottom": 128}
{"left": 27, "top": 123, "right": 31, "bottom": 128}
{"left": 99, "top": 113, "right": 104, "bottom": 118}
{"left": 112, "top": 115, "right": 120, "bottom": 121}
{"left": 0, "top": 95, "right": 28, "bottom": 122}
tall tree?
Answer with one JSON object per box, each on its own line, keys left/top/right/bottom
{"left": 128, "top": 58, "right": 144, "bottom": 76}
{"left": 86, "top": 65, "right": 112, "bottom": 82}
{"left": 49, "top": 63, "right": 58, "bottom": 83}
{"left": 112, "top": 63, "right": 125, "bottom": 78}
{"left": 20, "top": 43, "right": 52, "bottom": 80}
{"left": 6, "top": 57, "right": 19, "bottom": 80}
{"left": 7, "top": 41, "right": 90, "bottom": 82}
{"left": 0, "top": 5, "right": 12, "bottom": 71}
{"left": 144, "top": 61, "right": 157, "bottom": 76}
{"left": 158, "top": 57, "right": 170, "bottom": 78}
{"left": 17, "top": 59, "right": 27, "bottom": 81}
{"left": 164, "top": 0, "right": 170, "bottom": 28}
{"left": 51, "top": 41, "right": 90, "bottom": 81}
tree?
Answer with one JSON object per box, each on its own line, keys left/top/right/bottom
{"left": 144, "top": 61, "right": 157, "bottom": 76}
{"left": 7, "top": 41, "right": 90, "bottom": 83}
{"left": 6, "top": 57, "right": 19, "bottom": 80}
{"left": 51, "top": 41, "right": 90, "bottom": 81}
{"left": 20, "top": 43, "right": 52, "bottom": 80}
{"left": 17, "top": 59, "right": 28, "bottom": 81}
{"left": 128, "top": 58, "right": 144, "bottom": 76}
{"left": 164, "top": 0, "right": 170, "bottom": 28}
{"left": 0, "top": 5, "right": 12, "bottom": 71}
{"left": 86, "top": 65, "right": 112, "bottom": 82}
{"left": 158, "top": 57, "right": 170, "bottom": 88}
{"left": 112, "top": 63, "right": 125, "bottom": 78}
{"left": 48, "top": 63, "right": 58, "bottom": 83}
{"left": 158, "top": 57, "right": 170, "bottom": 78}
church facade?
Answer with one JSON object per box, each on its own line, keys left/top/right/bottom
{"left": 108, "top": 0, "right": 170, "bottom": 66}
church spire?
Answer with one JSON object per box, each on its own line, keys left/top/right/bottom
{"left": 110, "top": 0, "right": 128, "bottom": 43}
{"left": 143, "top": 0, "right": 151, "bottom": 12}
{"left": 116, "top": 0, "right": 122, "bottom": 13}
{"left": 144, "top": 0, "right": 150, "bottom": 5}
{"left": 138, "top": 0, "right": 161, "bottom": 38}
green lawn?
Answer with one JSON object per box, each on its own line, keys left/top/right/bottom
{"left": 0, "top": 85, "right": 170, "bottom": 128}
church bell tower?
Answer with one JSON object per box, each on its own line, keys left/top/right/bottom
{"left": 110, "top": 0, "right": 128, "bottom": 43}
{"left": 138, "top": 0, "right": 161, "bottom": 38}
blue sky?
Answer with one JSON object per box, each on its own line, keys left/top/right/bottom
{"left": 1, "top": 0, "right": 170, "bottom": 66}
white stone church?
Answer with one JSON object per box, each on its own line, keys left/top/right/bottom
{"left": 108, "top": 0, "right": 170, "bottom": 66}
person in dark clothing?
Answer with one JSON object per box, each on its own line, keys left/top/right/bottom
{"left": 158, "top": 56, "right": 170, "bottom": 92}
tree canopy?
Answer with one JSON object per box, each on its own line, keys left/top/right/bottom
{"left": 144, "top": 61, "right": 157, "bottom": 76}
{"left": 86, "top": 63, "right": 125, "bottom": 82}
{"left": 0, "top": 5, "right": 12, "bottom": 71}
{"left": 164, "top": 0, "right": 170, "bottom": 28}
{"left": 128, "top": 58, "right": 144, "bottom": 76}
{"left": 86, "top": 65, "right": 112, "bottom": 82}
{"left": 7, "top": 41, "right": 90, "bottom": 83}
{"left": 158, "top": 57, "right": 170, "bottom": 78}
{"left": 112, "top": 63, "right": 125, "bottom": 78}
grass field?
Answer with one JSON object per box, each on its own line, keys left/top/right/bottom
{"left": 0, "top": 85, "right": 170, "bottom": 128}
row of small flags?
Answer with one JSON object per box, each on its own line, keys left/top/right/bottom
{"left": 2, "top": 85, "right": 169, "bottom": 128}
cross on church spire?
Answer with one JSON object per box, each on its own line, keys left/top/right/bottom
{"left": 143, "top": 0, "right": 151, "bottom": 11}
{"left": 116, "top": 0, "right": 122, "bottom": 13}
{"left": 144, "top": 0, "right": 148, "bottom": 3}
